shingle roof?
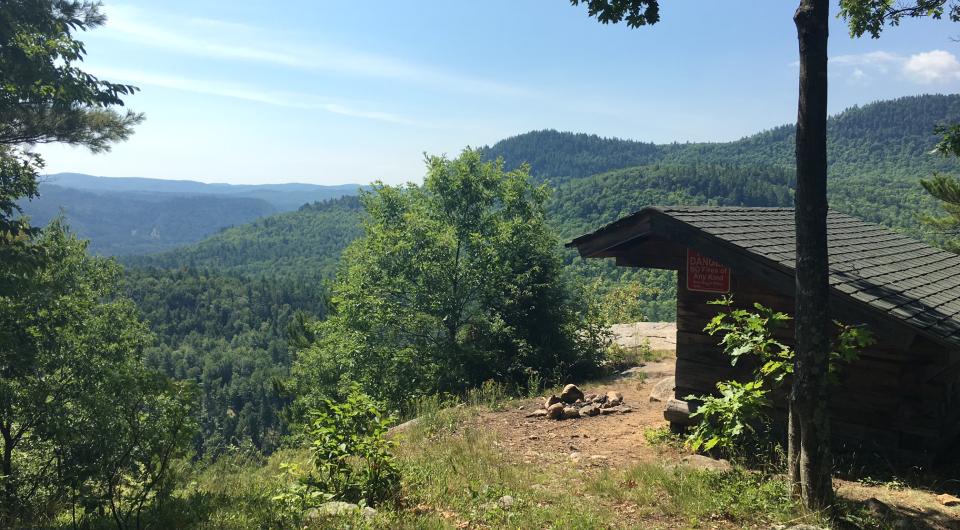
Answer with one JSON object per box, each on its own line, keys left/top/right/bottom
{"left": 576, "top": 206, "right": 960, "bottom": 347}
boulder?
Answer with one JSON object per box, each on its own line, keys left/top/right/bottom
{"left": 649, "top": 376, "right": 675, "bottom": 403}
{"left": 562, "top": 406, "right": 581, "bottom": 419}
{"left": 546, "top": 402, "right": 565, "bottom": 420}
{"left": 679, "top": 454, "right": 732, "bottom": 472}
{"left": 544, "top": 395, "right": 561, "bottom": 408}
{"left": 560, "top": 384, "right": 585, "bottom": 404}
{"left": 579, "top": 404, "right": 600, "bottom": 417}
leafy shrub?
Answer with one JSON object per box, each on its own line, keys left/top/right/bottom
{"left": 305, "top": 388, "right": 400, "bottom": 505}
{"left": 685, "top": 297, "right": 873, "bottom": 455}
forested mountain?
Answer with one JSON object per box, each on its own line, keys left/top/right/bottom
{"left": 123, "top": 268, "right": 328, "bottom": 454}
{"left": 482, "top": 130, "right": 663, "bottom": 184}
{"left": 19, "top": 174, "right": 361, "bottom": 255}
{"left": 46, "top": 172, "right": 361, "bottom": 210}
{"left": 125, "top": 196, "right": 364, "bottom": 279}
{"left": 21, "top": 185, "right": 277, "bottom": 255}
{"left": 487, "top": 94, "right": 960, "bottom": 186}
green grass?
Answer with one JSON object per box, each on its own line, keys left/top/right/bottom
{"left": 52, "top": 399, "right": 822, "bottom": 529}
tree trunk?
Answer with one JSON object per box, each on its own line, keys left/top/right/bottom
{"left": 792, "top": 0, "right": 833, "bottom": 510}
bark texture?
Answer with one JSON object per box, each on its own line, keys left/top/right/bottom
{"left": 792, "top": 0, "right": 833, "bottom": 510}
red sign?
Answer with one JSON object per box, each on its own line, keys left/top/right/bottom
{"left": 686, "top": 249, "right": 731, "bottom": 293}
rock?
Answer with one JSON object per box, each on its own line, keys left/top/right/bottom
{"left": 560, "top": 384, "right": 585, "bottom": 403}
{"left": 497, "top": 495, "right": 514, "bottom": 509}
{"left": 606, "top": 391, "right": 623, "bottom": 405}
{"left": 306, "top": 501, "right": 376, "bottom": 519}
{"left": 546, "top": 402, "right": 565, "bottom": 420}
{"left": 579, "top": 404, "right": 600, "bottom": 417}
{"left": 389, "top": 417, "right": 420, "bottom": 435}
{"left": 584, "top": 393, "right": 597, "bottom": 402}
{"left": 600, "top": 405, "right": 632, "bottom": 415}
{"left": 544, "top": 395, "right": 561, "bottom": 408}
{"left": 679, "top": 454, "right": 732, "bottom": 472}
{"left": 649, "top": 376, "right": 676, "bottom": 403}
{"left": 562, "top": 406, "right": 580, "bottom": 419}
{"left": 936, "top": 493, "right": 960, "bottom": 506}
{"left": 526, "top": 409, "right": 548, "bottom": 418}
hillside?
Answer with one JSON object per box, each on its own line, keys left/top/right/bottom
{"left": 487, "top": 94, "right": 960, "bottom": 186}
{"left": 45, "top": 172, "right": 361, "bottom": 210}
{"left": 20, "top": 174, "right": 361, "bottom": 255}
{"left": 21, "top": 185, "right": 278, "bottom": 255}
{"left": 124, "top": 195, "right": 364, "bottom": 279}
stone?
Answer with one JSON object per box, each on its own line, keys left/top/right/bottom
{"left": 526, "top": 409, "right": 548, "bottom": 418}
{"left": 579, "top": 404, "right": 600, "bottom": 417}
{"left": 562, "top": 406, "right": 580, "bottom": 419}
{"left": 606, "top": 391, "right": 623, "bottom": 405}
{"left": 560, "top": 384, "right": 585, "bottom": 404}
{"left": 679, "top": 454, "right": 732, "bottom": 472}
{"left": 546, "top": 402, "right": 565, "bottom": 420}
{"left": 497, "top": 495, "right": 515, "bottom": 509}
{"left": 584, "top": 393, "right": 597, "bottom": 402}
{"left": 649, "top": 376, "right": 676, "bottom": 403}
{"left": 306, "top": 501, "right": 377, "bottom": 519}
{"left": 936, "top": 493, "right": 960, "bottom": 506}
{"left": 388, "top": 417, "right": 420, "bottom": 435}
{"left": 544, "top": 395, "right": 561, "bottom": 408}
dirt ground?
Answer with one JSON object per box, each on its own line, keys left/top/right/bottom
{"left": 470, "top": 352, "right": 960, "bottom": 529}
{"left": 485, "top": 361, "right": 678, "bottom": 468}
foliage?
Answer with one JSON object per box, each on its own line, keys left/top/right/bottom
{"left": 290, "top": 149, "right": 607, "bottom": 409}
{"left": 685, "top": 298, "right": 874, "bottom": 455}
{"left": 303, "top": 388, "right": 400, "bottom": 505}
{"left": 921, "top": 125, "right": 960, "bottom": 251}
{"left": 0, "top": 222, "right": 197, "bottom": 527}
{"left": 0, "top": 0, "right": 142, "bottom": 150}
{"left": 839, "top": 0, "right": 960, "bottom": 38}
{"left": 569, "top": 0, "right": 660, "bottom": 28}
{"left": 686, "top": 380, "right": 770, "bottom": 453}
{"left": 123, "top": 267, "right": 329, "bottom": 456}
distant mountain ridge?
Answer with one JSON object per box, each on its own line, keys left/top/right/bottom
{"left": 21, "top": 173, "right": 362, "bottom": 255}
{"left": 44, "top": 172, "right": 361, "bottom": 210}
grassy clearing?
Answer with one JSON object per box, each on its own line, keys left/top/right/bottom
{"left": 64, "top": 398, "right": 824, "bottom": 529}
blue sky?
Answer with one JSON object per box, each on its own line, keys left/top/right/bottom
{"left": 37, "top": 1, "right": 960, "bottom": 185}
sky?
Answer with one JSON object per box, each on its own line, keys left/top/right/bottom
{"left": 36, "top": 1, "right": 960, "bottom": 185}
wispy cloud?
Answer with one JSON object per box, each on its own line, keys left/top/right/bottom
{"left": 830, "top": 49, "right": 960, "bottom": 85}
{"left": 99, "top": 5, "right": 531, "bottom": 99}
{"left": 91, "top": 66, "right": 413, "bottom": 124}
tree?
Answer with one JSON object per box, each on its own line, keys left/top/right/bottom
{"left": 568, "top": 0, "right": 957, "bottom": 511}
{"left": 920, "top": 125, "right": 960, "bottom": 251}
{"left": 0, "top": 223, "right": 197, "bottom": 526}
{"left": 290, "top": 149, "right": 606, "bottom": 411}
{"left": 0, "top": 0, "right": 141, "bottom": 276}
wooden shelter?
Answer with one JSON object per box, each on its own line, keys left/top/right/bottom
{"left": 568, "top": 206, "right": 960, "bottom": 462}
